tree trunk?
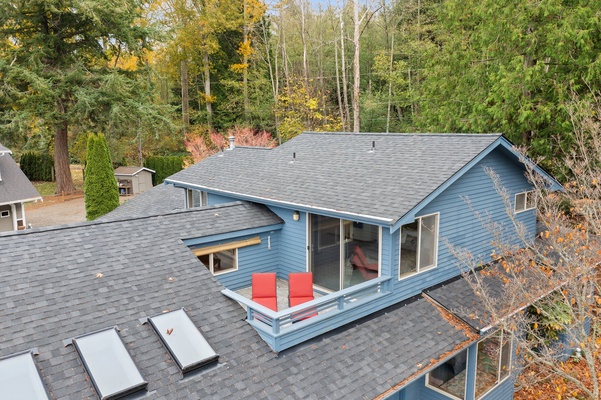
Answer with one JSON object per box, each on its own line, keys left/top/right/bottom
{"left": 203, "top": 51, "right": 213, "bottom": 129}
{"left": 54, "top": 119, "right": 76, "bottom": 195}
{"left": 181, "top": 59, "right": 190, "bottom": 135}
{"left": 243, "top": 0, "right": 250, "bottom": 123}
{"left": 299, "top": 0, "right": 309, "bottom": 91}
{"left": 334, "top": 39, "right": 344, "bottom": 124}
{"left": 352, "top": 0, "right": 361, "bottom": 133}
{"left": 340, "top": 7, "right": 350, "bottom": 131}
{"left": 386, "top": 31, "right": 395, "bottom": 133}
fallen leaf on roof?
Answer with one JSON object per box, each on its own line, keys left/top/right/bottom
{"left": 162, "top": 309, "right": 170, "bottom": 313}
{"left": 167, "top": 328, "right": 174, "bottom": 335}
{"left": 214, "top": 213, "right": 219, "bottom": 216}
{"left": 168, "top": 277, "right": 174, "bottom": 282}
{"left": 95, "top": 273, "right": 104, "bottom": 278}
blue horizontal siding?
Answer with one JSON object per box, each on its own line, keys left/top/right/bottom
{"left": 480, "top": 377, "right": 514, "bottom": 400}
{"left": 267, "top": 206, "right": 307, "bottom": 279}
{"left": 388, "top": 148, "right": 537, "bottom": 298}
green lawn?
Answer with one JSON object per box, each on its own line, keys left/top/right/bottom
{"left": 32, "top": 165, "right": 85, "bottom": 196}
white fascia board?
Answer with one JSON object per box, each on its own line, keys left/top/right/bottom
{"left": 165, "top": 179, "right": 393, "bottom": 226}
{"left": 0, "top": 197, "right": 43, "bottom": 207}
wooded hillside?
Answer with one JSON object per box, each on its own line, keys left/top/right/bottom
{"left": 2, "top": 0, "right": 600, "bottom": 185}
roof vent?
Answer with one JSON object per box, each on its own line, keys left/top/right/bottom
{"left": 289, "top": 152, "right": 296, "bottom": 164}
{"left": 228, "top": 136, "right": 235, "bottom": 150}
{"left": 368, "top": 141, "right": 376, "bottom": 153}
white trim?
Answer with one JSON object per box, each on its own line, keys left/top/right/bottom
{"left": 166, "top": 179, "right": 392, "bottom": 224}
{"left": 0, "top": 210, "right": 9, "bottom": 218}
{"left": 425, "top": 348, "right": 469, "bottom": 400}
{"left": 398, "top": 212, "right": 440, "bottom": 280}
{"left": 114, "top": 167, "right": 155, "bottom": 176}
{"left": 305, "top": 212, "right": 310, "bottom": 273}
{"left": 514, "top": 191, "right": 535, "bottom": 214}
{"left": 209, "top": 248, "right": 239, "bottom": 276}
{"left": 0, "top": 197, "right": 43, "bottom": 207}
{"left": 475, "top": 330, "right": 513, "bottom": 400}
{"left": 10, "top": 203, "right": 17, "bottom": 231}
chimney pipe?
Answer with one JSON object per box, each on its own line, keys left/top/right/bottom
{"left": 228, "top": 136, "right": 235, "bottom": 150}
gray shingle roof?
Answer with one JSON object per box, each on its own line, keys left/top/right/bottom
{"left": 101, "top": 184, "right": 185, "bottom": 221}
{"left": 1, "top": 201, "right": 473, "bottom": 399}
{"left": 425, "top": 265, "right": 511, "bottom": 332}
{"left": 0, "top": 148, "right": 42, "bottom": 205}
{"left": 166, "top": 132, "right": 501, "bottom": 224}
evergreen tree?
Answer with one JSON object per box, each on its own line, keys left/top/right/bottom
{"left": 0, "top": 0, "right": 173, "bottom": 194}
{"left": 84, "top": 133, "right": 119, "bottom": 221}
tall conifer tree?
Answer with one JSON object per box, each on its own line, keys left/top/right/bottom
{"left": 84, "top": 133, "right": 119, "bottom": 220}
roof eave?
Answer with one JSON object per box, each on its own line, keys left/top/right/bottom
{"left": 0, "top": 196, "right": 43, "bottom": 207}
{"left": 164, "top": 180, "right": 393, "bottom": 226}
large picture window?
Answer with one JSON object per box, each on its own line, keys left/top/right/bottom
{"left": 426, "top": 349, "right": 468, "bottom": 399}
{"left": 475, "top": 330, "right": 512, "bottom": 399}
{"left": 399, "top": 213, "right": 439, "bottom": 278}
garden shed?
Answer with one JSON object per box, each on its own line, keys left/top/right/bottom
{"left": 114, "top": 166, "right": 155, "bottom": 195}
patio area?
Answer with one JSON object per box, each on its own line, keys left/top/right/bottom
{"left": 236, "top": 278, "right": 324, "bottom": 311}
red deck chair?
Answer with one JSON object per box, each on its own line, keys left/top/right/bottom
{"left": 252, "top": 273, "right": 277, "bottom": 312}
{"left": 288, "top": 272, "right": 317, "bottom": 320}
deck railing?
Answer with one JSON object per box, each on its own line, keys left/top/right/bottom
{"left": 222, "top": 276, "right": 393, "bottom": 352}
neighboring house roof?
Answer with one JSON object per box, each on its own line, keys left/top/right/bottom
{"left": 167, "top": 132, "right": 542, "bottom": 226}
{"left": 0, "top": 146, "right": 42, "bottom": 206}
{"left": 0, "top": 202, "right": 474, "bottom": 399}
{"left": 114, "top": 166, "right": 155, "bottom": 175}
{"left": 101, "top": 184, "right": 185, "bottom": 221}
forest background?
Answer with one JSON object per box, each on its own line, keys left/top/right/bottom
{"left": 1, "top": 0, "right": 601, "bottom": 193}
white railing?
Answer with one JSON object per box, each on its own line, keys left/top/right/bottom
{"left": 222, "top": 276, "right": 393, "bottom": 350}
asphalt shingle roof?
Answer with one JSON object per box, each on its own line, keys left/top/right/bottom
{"left": 114, "top": 166, "right": 155, "bottom": 175}
{"left": 0, "top": 146, "right": 42, "bottom": 205}
{"left": 166, "top": 132, "right": 501, "bottom": 224}
{"left": 1, "top": 201, "right": 473, "bottom": 399}
{"left": 101, "top": 184, "right": 185, "bottom": 221}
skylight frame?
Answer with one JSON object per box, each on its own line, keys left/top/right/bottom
{"left": 147, "top": 309, "right": 219, "bottom": 374}
{"left": 0, "top": 349, "right": 50, "bottom": 400}
{"left": 72, "top": 327, "right": 147, "bottom": 400}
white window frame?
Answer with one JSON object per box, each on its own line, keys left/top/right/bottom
{"left": 514, "top": 190, "right": 535, "bottom": 213}
{"left": 475, "top": 330, "right": 512, "bottom": 400}
{"left": 208, "top": 249, "right": 238, "bottom": 275}
{"left": 186, "top": 189, "right": 208, "bottom": 208}
{"left": 425, "top": 349, "right": 469, "bottom": 400}
{"left": 398, "top": 212, "right": 440, "bottom": 280}
{"left": 0, "top": 210, "right": 9, "bottom": 218}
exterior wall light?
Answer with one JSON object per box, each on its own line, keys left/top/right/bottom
{"left": 293, "top": 211, "right": 300, "bottom": 221}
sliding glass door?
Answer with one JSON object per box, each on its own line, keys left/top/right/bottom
{"left": 309, "top": 214, "right": 379, "bottom": 292}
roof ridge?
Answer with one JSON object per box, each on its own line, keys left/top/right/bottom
{"left": 302, "top": 131, "right": 502, "bottom": 137}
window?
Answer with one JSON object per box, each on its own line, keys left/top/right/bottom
{"left": 399, "top": 213, "right": 439, "bottom": 278}
{"left": 475, "top": 330, "right": 512, "bottom": 399}
{"left": 515, "top": 191, "right": 536, "bottom": 213}
{"left": 191, "top": 236, "right": 261, "bottom": 275}
{"left": 72, "top": 328, "right": 147, "bottom": 400}
{"left": 186, "top": 189, "right": 207, "bottom": 208}
{"left": 147, "top": 309, "right": 219, "bottom": 374}
{"left": 197, "top": 249, "right": 237, "bottom": 275}
{"left": 0, "top": 210, "right": 9, "bottom": 218}
{"left": 426, "top": 349, "right": 468, "bottom": 400}
{"left": 0, "top": 350, "right": 49, "bottom": 400}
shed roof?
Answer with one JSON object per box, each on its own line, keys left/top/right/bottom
{"left": 114, "top": 166, "right": 155, "bottom": 176}
{"left": 0, "top": 143, "right": 11, "bottom": 155}
{"left": 0, "top": 146, "right": 42, "bottom": 206}
{"left": 0, "top": 201, "right": 474, "bottom": 399}
{"left": 166, "top": 132, "right": 504, "bottom": 225}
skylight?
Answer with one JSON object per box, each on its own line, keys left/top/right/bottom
{"left": 0, "top": 350, "right": 49, "bottom": 400}
{"left": 148, "top": 309, "right": 219, "bottom": 373}
{"left": 72, "top": 328, "right": 147, "bottom": 400}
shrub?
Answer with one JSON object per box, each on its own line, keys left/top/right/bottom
{"left": 19, "top": 152, "right": 54, "bottom": 181}
{"left": 84, "top": 133, "right": 119, "bottom": 220}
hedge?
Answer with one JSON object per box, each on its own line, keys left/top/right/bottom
{"left": 144, "top": 156, "right": 184, "bottom": 185}
{"left": 19, "top": 152, "right": 54, "bottom": 181}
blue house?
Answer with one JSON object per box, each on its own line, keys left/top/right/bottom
{"left": 163, "top": 132, "right": 560, "bottom": 399}
{"left": 0, "top": 132, "right": 560, "bottom": 400}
